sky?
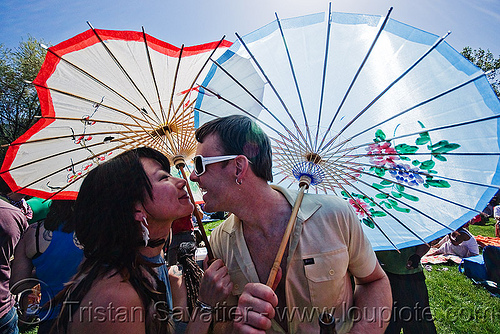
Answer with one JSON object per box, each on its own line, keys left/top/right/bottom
{"left": 1, "top": 0, "right": 499, "bottom": 56}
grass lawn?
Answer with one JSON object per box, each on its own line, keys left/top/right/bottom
{"left": 426, "top": 219, "right": 500, "bottom": 333}
{"left": 21, "top": 219, "right": 500, "bottom": 334}
{"left": 203, "top": 219, "right": 224, "bottom": 236}
{"left": 469, "top": 218, "right": 497, "bottom": 238}
{"left": 426, "top": 263, "right": 500, "bottom": 333}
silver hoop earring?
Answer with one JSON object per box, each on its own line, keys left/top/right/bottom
{"left": 141, "top": 217, "right": 150, "bottom": 246}
{"left": 235, "top": 178, "right": 242, "bottom": 185}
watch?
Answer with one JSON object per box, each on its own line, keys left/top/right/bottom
{"left": 196, "top": 299, "right": 214, "bottom": 314}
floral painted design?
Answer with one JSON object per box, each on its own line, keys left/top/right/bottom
{"left": 66, "top": 152, "right": 113, "bottom": 184}
{"left": 65, "top": 98, "right": 114, "bottom": 186}
{"left": 342, "top": 122, "right": 460, "bottom": 228}
{"left": 388, "top": 163, "right": 424, "bottom": 186}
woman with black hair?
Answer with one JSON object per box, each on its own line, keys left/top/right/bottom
{"left": 54, "top": 147, "right": 232, "bottom": 334}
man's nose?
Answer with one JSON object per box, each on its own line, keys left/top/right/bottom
{"left": 189, "top": 170, "right": 199, "bottom": 182}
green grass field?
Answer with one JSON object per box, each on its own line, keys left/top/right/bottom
{"left": 21, "top": 219, "right": 500, "bottom": 334}
{"left": 469, "top": 218, "right": 497, "bottom": 238}
{"left": 426, "top": 262, "right": 500, "bottom": 334}
{"left": 426, "top": 218, "right": 500, "bottom": 333}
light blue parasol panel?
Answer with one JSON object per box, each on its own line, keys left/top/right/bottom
{"left": 195, "top": 9, "right": 500, "bottom": 251}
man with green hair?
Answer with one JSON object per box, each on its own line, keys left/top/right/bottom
{"left": 190, "top": 115, "right": 392, "bottom": 333}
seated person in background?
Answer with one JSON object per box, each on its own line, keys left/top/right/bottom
{"left": 11, "top": 200, "right": 83, "bottom": 334}
{"left": 427, "top": 222, "right": 479, "bottom": 258}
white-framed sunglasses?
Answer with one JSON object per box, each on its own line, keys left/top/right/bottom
{"left": 192, "top": 155, "right": 238, "bottom": 176}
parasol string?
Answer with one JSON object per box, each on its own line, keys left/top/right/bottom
{"left": 195, "top": 86, "right": 291, "bottom": 141}
{"left": 321, "top": 170, "right": 402, "bottom": 251}
{"left": 320, "top": 31, "right": 451, "bottom": 153}
{"left": 330, "top": 157, "right": 500, "bottom": 191}
{"left": 170, "top": 100, "right": 197, "bottom": 157}
{"left": 171, "top": 96, "right": 196, "bottom": 126}
{"left": 205, "top": 60, "right": 303, "bottom": 146}
{"left": 266, "top": 176, "right": 310, "bottom": 288}
{"left": 167, "top": 44, "right": 184, "bottom": 124}
{"left": 40, "top": 45, "right": 157, "bottom": 123}
{"left": 275, "top": 13, "right": 313, "bottom": 150}
{"left": 10, "top": 141, "right": 131, "bottom": 194}
{"left": 29, "top": 81, "right": 161, "bottom": 128}
{"left": 325, "top": 161, "right": 456, "bottom": 233}
{"left": 167, "top": 35, "right": 229, "bottom": 148}
{"left": 326, "top": 112, "right": 500, "bottom": 157}
{"left": 29, "top": 81, "right": 174, "bottom": 152}
{"left": 234, "top": 32, "right": 313, "bottom": 153}
{"left": 172, "top": 36, "right": 228, "bottom": 120}
{"left": 196, "top": 85, "right": 310, "bottom": 157}
{"left": 317, "top": 7, "right": 393, "bottom": 151}
{"left": 273, "top": 136, "right": 311, "bottom": 180}
{"left": 134, "top": 131, "right": 178, "bottom": 156}
{"left": 325, "top": 158, "right": 491, "bottom": 215}
{"left": 315, "top": 2, "right": 333, "bottom": 151}
{"left": 271, "top": 136, "right": 500, "bottom": 195}
{"left": 142, "top": 27, "right": 167, "bottom": 127}
{"left": 319, "top": 72, "right": 487, "bottom": 155}
{"left": 0, "top": 137, "right": 127, "bottom": 175}
{"left": 87, "top": 22, "right": 162, "bottom": 124}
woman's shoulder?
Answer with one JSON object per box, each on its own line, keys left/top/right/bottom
{"left": 69, "top": 272, "right": 146, "bottom": 333}
{"left": 86, "top": 272, "right": 141, "bottom": 306}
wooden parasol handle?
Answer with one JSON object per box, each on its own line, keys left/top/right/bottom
{"left": 174, "top": 156, "right": 215, "bottom": 261}
{"left": 266, "top": 176, "right": 311, "bottom": 288}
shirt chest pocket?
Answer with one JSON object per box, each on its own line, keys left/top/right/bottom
{"left": 228, "top": 268, "right": 249, "bottom": 297}
{"left": 302, "top": 247, "right": 349, "bottom": 305}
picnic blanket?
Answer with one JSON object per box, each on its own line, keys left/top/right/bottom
{"left": 475, "top": 235, "right": 500, "bottom": 248}
{"left": 421, "top": 254, "right": 463, "bottom": 264}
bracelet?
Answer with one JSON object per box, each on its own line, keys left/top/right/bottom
{"left": 196, "top": 299, "right": 215, "bottom": 314}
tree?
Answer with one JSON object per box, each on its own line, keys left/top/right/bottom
{"left": 0, "top": 36, "right": 46, "bottom": 163}
{"left": 461, "top": 47, "right": 500, "bottom": 99}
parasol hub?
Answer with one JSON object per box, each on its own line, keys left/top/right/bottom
{"left": 298, "top": 175, "right": 312, "bottom": 189}
{"left": 292, "top": 161, "right": 324, "bottom": 187}
{"left": 150, "top": 123, "right": 179, "bottom": 138}
{"left": 173, "top": 155, "right": 186, "bottom": 169}
{"left": 305, "top": 152, "right": 322, "bottom": 164}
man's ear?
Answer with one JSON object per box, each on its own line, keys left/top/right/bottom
{"left": 234, "top": 155, "right": 249, "bottom": 178}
